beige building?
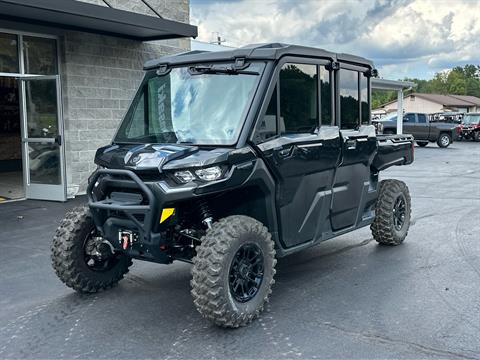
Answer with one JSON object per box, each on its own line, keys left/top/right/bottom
{"left": 377, "top": 93, "right": 480, "bottom": 114}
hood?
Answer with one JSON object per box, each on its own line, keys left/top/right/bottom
{"left": 94, "top": 143, "right": 254, "bottom": 172}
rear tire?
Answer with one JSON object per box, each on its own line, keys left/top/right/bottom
{"left": 371, "top": 179, "right": 411, "bottom": 246}
{"left": 51, "top": 206, "right": 132, "bottom": 293}
{"left": 474, "top": 132, "right": 480, "bottom": 142}
{"left": 191, "top": 215, "right": 276, "bottom": 328}
{"left": 437, "top": 133, "right": 452, "bottom": 148}
{"left": 417, "top": 141, "right": 428, "bottom": 147}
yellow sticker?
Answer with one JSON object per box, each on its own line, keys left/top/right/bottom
{"left": 160, "top": 208, "right": 175, "bottom": 223}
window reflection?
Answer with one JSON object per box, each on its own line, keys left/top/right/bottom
{"left": 23, "top": 36, "right": 58, "bottom": 75}
{"left": 279, "top": 63, "right": 318, "bottom": 134}
{"left": 360, "top": 74, "right": 369, "bottom": 125}
{"left": 339, "top": 69, "right": 360, "bottom": 129}
{"left": 320, "top": 66, "right": 331, "bottom": 125}
{"left": 255, "top": 86, "right": 277, "bottom": 143}
{"left": 117, "top": 62, "right": 264, "bottom": 145}
{"left": 0, "top": 33, "right": 19, "bottom": 73}
{"left": 28, "top": 143, "right": 60, "bottom": 184}
{"left": 25, "top": 79, "right": 59, "bottom": 138}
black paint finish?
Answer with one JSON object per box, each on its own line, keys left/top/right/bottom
{"left": 88, "top": 44, "right": 414, "bottom": 262}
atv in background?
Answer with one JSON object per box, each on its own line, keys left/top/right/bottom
{"left": 51, "top": 43, "right": 414, "bottom": 328}
{"left": 457, "top": 113, "right": 480, "bottom": 141}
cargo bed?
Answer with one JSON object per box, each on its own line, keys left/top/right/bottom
{"left": 372, "top": 134, "right": 414, "bottom": 171}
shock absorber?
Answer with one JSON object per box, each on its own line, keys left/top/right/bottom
{"left": 197, "top": 199, "right": 213, "bottom": 229}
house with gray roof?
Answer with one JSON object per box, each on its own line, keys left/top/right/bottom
{"left": 376, "top": 93, "right": 480, "bottom": 114}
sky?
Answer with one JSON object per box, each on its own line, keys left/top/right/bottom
{"left": 190, "top": 0, "right": 480, "bottom": 80}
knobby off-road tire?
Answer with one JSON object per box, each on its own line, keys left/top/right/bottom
{"left": 51, "top": 206, "right": 132, "bottom": 293}
{"left": 371, "top": 179, "right": 411, "bottom": 246}
{"left": 191, "top": 215, "right": 276, "bottom": 328}
{"left": 437, "top": 133, "right": 452, "bottom": 148}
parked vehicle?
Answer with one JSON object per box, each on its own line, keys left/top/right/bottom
{"left": 51, "top": 43, "right": 414, "bottom": 328}
{"left": 457, "top": 113, "right": 480, "bottom": 141}
{"left": 430, "top": 112, "right": 463, "bottom": 124}
{"left": 429, "top": 112, "right": 464, "bottom": 141}
{"left": 373, "top": 112, "right": 457, "bottom": 148}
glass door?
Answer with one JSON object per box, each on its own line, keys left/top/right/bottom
{"left": 20, "top": 75, "right": 66, "bottom": 201}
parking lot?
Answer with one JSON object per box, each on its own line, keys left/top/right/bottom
{"left": 0, "top": 141, "right": 479, "bottom": 359}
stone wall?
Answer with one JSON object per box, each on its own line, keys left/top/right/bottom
{"left": 62, "top": 0, "right": 190, "bottom": 197}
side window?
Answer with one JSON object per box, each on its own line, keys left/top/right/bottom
{"left": 254, "top": 85, "right": 278, "bottom": 143}
{"left": 403, "top": 113, "right": 415, "bottom": 123}
{"left": 320, "top": 66, "right": 331, "bottom": 125}
{"left": 360, "top": 73, "right": 369, "bottom": 125}
{"left": 417, "top": 114, "right": 427, "bottom": 123}
{"left": 339, "top": 69, "right": 360, "bottom": 129}
{"left": 126, "top": 92, "right": 146, "bottom": 138}
{"left": 279, "top": 63, "right": 318, "bottom": 134}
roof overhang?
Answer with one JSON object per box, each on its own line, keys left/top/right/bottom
{"left": 0, "top": 0, "right": 197, "bottom": 41}
{"left": 372, "top": 78, "right": 416, "bottom": 91}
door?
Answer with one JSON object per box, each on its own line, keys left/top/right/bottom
{"left": 330, "top": 67, "right": 376, "bottom": 231}
{"left": 402, "top": 112, "right": 417, "bottom": 135}
{"left": 255, "top": 62, "right": 341, "bottom": 248}
{"left": 414, "top": 113, "right": 429, "bottom": 140}
{"left": 20, "top": 75, "right": 66, "bottom": 201}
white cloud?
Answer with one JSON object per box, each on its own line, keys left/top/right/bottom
{"left": 190, "top": 0, "right": 480, "bottom": 79}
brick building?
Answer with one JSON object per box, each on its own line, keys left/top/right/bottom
{"left": 0, "top": 0, "right": 196, "bottom": 201}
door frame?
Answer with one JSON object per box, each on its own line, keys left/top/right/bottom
{"left": 20, "top": 75, "right": 66, "bottom": 201}
{"left": 0, "top": 28, "right": 66, "bottom": 201}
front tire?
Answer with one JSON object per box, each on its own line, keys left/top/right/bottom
{"left": 191, "top": 215, "right": 276, "bottom": 328}
{"left": 371, "top": 179, "right": 411, "bottom": 246}
{"left": 417, "top": 141, "right": 428, "bottom": 147}
{"left": 51, "top": 206, "right": 132, "bottom": 293}
{"left": 437, "top": 133, "right": 452, "bottom": 148}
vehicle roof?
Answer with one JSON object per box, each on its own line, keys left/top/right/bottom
{"left": 144, "top": 43, "right": 374, "bottom": 70}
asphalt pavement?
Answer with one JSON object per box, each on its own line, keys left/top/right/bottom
{"left": 0, "top": 141, "right": 479, "bottom": 359}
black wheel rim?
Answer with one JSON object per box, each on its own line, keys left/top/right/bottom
{"left": 229, "top": 243, "right": 264, "bottom": 303}
{"left": 393, "top": 194, "right": 407, "bottom": 231}
{"left": 83, "top": 229, "right": 118, "bottom": 272}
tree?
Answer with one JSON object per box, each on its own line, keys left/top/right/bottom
{"left": 372, "top": 64, "right": 480, "bottom": 109}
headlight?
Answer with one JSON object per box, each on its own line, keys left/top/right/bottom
{"left": 174, "top": 170, "right": 195, "bottom": 183}
{"left": 173, "top": 166, "right": 224, "bottom": 184}
{"left": 195, "top": 166, "right": 223, "bottom": 181}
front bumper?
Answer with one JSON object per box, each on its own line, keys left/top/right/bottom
{"left": 87, "top": 168, "right": 171, "bottom": 263}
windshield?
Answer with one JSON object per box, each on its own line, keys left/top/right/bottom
{"left": 114, "top": 62, "right": 265, "bottom": 145}
{"left": 463, "top": 114, "right": 480, "bottom": 124}
{"left": 376, "top": 113, "right": 397, "bottom": 121}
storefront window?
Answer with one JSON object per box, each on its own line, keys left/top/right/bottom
{"left": 0, "top": 33, "right": 19, "bottom": 73}
{"left": 23, "top": 36, "right": 58, "bottom": 75}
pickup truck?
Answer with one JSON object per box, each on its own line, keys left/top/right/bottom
{"left": 373, "top": 112, "right": 457, "bottom": 147}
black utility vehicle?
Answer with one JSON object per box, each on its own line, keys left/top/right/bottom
{"left": 373, "top": 112, "right": 457, "bottom": 147}
{"left": 52, "top": 44, "right": 414, "bottom": 328}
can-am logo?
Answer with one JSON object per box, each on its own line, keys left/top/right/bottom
{"left": 131, "top": 156, "right": 140, "bottom": 164}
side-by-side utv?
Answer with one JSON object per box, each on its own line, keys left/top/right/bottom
{"left": 52, "top": 43, "right": 414, "bottom": 328}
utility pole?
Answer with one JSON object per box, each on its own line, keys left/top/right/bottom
{"left": 210, "top": 32, "right": 226, "bottom": 45}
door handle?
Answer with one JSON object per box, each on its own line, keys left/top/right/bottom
{"left": 54, "top": 135, "right": 62, "bottom": 146}
{"left": 278, "top": 148, "right": 291, "bottom": 157}
{"left": 346, "top": 139, "right": 356, "bottom": 150}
